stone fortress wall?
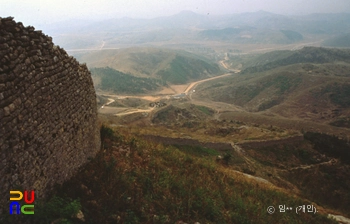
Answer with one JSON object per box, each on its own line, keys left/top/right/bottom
{"left": 0, "top": 17, "right": 100, "bottom": 213}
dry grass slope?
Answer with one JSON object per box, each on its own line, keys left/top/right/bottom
{"left": 9, "top": 126, "right": 338, "bottom": 223}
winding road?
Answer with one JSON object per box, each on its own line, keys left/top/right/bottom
{"left": 184, "top": 72, "right": 235, "bottom": 94}
{"left": 99, "top": 71, "right": 239, "bottom": 116}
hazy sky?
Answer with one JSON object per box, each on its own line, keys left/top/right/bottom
{"left": 1, "top": 0, "right": 350, "bottom": 26}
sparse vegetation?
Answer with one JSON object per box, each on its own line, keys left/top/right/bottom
{"left": 200, "top": 70, "right": 302, "bottom": 111}
{"left": 329, "top": 117, "right": 350, "bottom": 128}
{"left": 49, "top": 127, "right": 337, "bottom": 223}
{"left": 246, "top": 140, "right": 323, "bottom": 168}
{"left": 311, "top": 82, "right": 350, "bottom": 108}
{"left": 304, "top": 132, "right": 350, "bottom": 164}
{"left": 327, "top": 84, "right": 350, "bottom": 107}
{"left": 76, "top": 44, "right": 350, "bottom": 224}
{"left": 173, "top": 144, "right": 220, "bottom": 157}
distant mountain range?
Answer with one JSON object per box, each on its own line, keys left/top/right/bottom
{"left": 46, "top": 10, "right": 350, "bottom": 34}
{"left": 45, "top": 11, "right": 350, "bottom": 50}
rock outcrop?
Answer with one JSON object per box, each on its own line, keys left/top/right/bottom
{"left": 0, "top": 17, "right": 100, "bottom": 214}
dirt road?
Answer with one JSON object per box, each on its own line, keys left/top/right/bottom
{"left": 98, "top": 72, "right": 238, "bottom": 116}
{"left": 100, "top": 98, "right": 115, "bottom": 109}
{"left": 115, "top": 108, "right": 154, "bottom": 116}
{"left": 184, "top": 72, "right": 237, "bottom": 95}
{"left": 219, "top": 60, "right": 229, "bottom": 70}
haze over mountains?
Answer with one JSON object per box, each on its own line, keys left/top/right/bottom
{"left": 46, "top": 11, "right": 350, "bottom": 52}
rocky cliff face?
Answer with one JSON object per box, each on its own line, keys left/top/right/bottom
{"left": 0, "top": 17, "right": 100, "bottom": 213}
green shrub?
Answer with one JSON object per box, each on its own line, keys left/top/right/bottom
{"left": 223, "top": 152, "right": 232, "bottom": 165}
{"left": 33, "top": 196, "right": 81, "bottom": 224}
{"left": 100, "top": 125, "right": 114, "bottom": 140}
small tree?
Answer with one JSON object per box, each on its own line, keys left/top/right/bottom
{"left": 223, "top": 152, "right": 232, "bottom": 165}
{"left": 100, "top": 125, "right": 114, "bottom": 149}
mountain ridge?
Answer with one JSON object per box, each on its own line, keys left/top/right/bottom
{"left": 194, "top": 47, "right": 350, "bottom": 126}
{"left": 241, "top": 46, "right": 350, "bottom": 74}
{"left": 46, "top": 11, "right": 350, "bottom": 50}
{"left": 80, "top": 47, "right": 222, "bottom": 87}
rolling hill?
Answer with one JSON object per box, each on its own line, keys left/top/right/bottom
{"left": 81, "top": 47, "right": 222, "bottom": 87}
{"left": 241, "top": 47, "right": 350, "bottom": 74}
{"left": 194, "top": 47, "right": 350, "bottom": 125}
{"left": 90, "top": 67, "right": 164, "bottom": 94}
{"left": 199, "top": 27, "right": 303, "bottom": 44}
{"left": 323, "top": 33, "right": 350, "bottom": 48}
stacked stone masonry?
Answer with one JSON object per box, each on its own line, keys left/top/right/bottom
{"left": 0, "top": 17, "right": 100, "bottom": 213}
